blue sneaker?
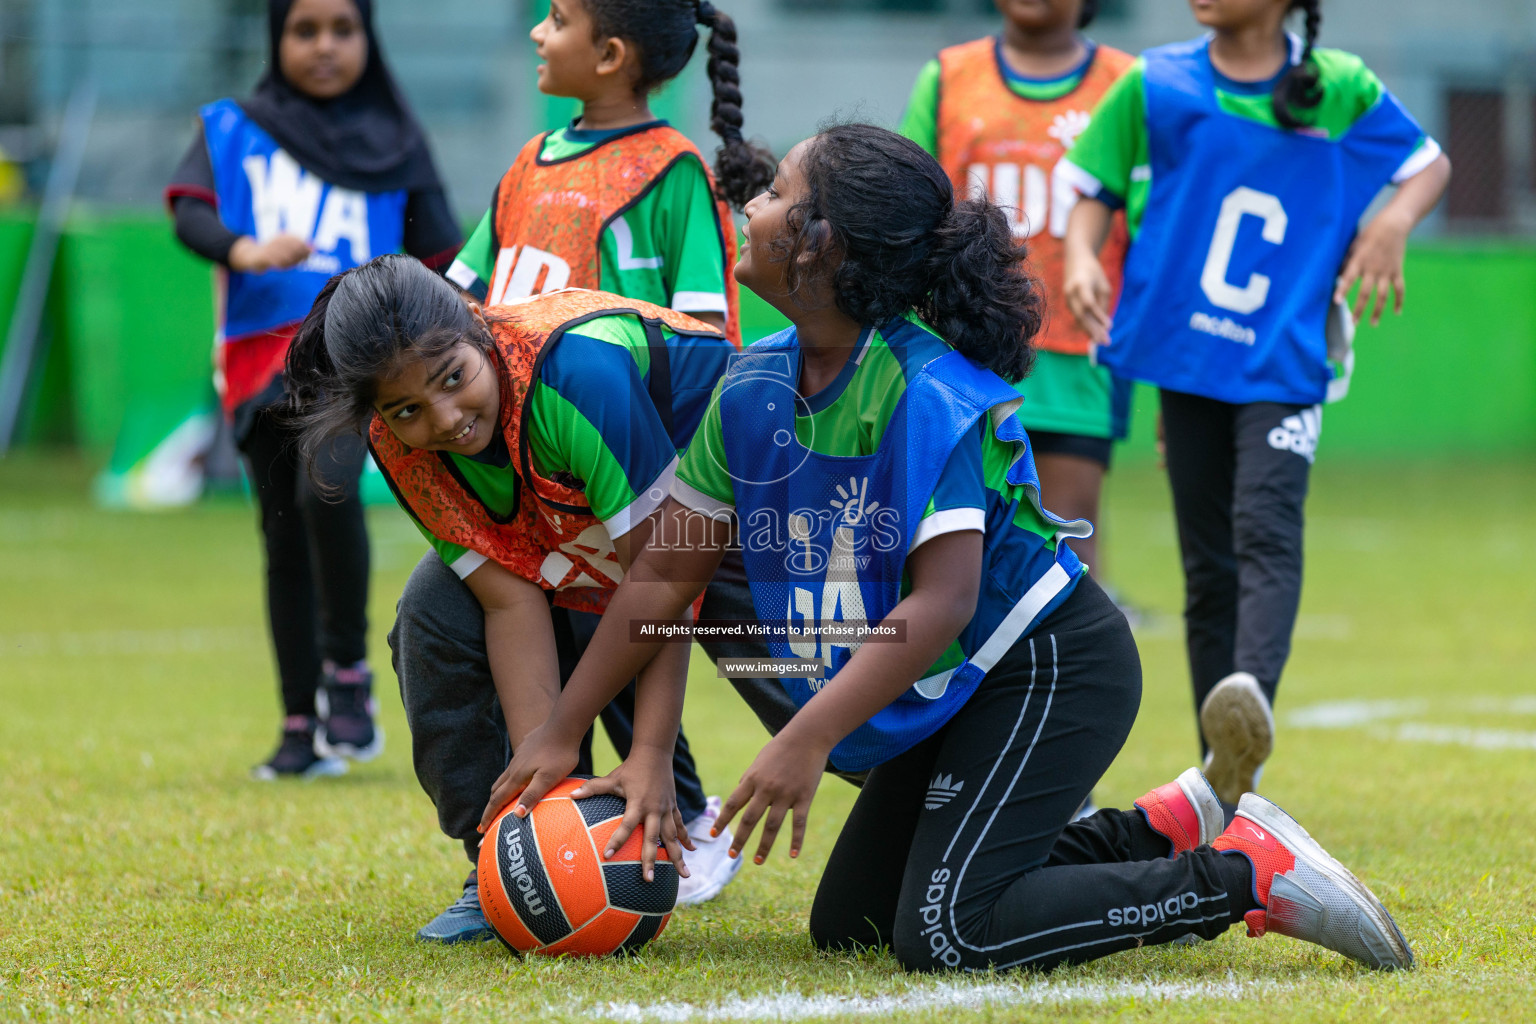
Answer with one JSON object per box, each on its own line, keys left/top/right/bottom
{"left": 416, "top": 872, "right": 496, "bottom": 944}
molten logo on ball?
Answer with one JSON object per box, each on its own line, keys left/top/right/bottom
{"left": 478, "top": 777, "right": 678, "bottom": 957}
{"left": 501, "top": 823, "right": 547, "bottom": 917}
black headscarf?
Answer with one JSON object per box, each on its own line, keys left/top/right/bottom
{"left": 240, "top": 0, "right": 442, "bottom": 194}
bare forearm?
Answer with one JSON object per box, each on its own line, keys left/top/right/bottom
{"left": 546, "top": 500, "right": 728, "bottom": 746}
{"left": 484, "top": 604, "right": 559, "bottom": 749}
{"left": 465, "top": 561, "right": 561, "bottom": 749}
{"left": 1064, "top": 197, "right": 1113, "bottom": 261}
{"left": 629, "top": 608, "right": 692, "bottom": 757}
{"left": 776, "top": 586, "right": 970, "bottom": 753}
{"left": 544, "top": 574, "right": 701, "bottom": 746}
{"left": 1377, "top": 153, "right": 1451, "bottom": 231}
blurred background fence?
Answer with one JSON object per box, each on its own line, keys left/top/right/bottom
{"left": 0, "top": 0, "right": 1532, "bottom": 493}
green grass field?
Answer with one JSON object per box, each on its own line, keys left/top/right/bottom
{"left": 2, "top": 455, "right": 1533, "bottom": 1022}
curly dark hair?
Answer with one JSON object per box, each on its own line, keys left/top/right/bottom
{"left": 1272, "top": 0, "right": 1323, "bottom": 130}
{"left": 582, "top": 0, "right": 774, "bottom": 210}
{"left": 771, "top": 123, "right": 1043, "bottom": 383}
{"left": 284, "top": 254, "right": 492, "bottom": 486}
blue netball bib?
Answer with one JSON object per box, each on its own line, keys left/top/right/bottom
{"left": 200, "top": 99, "right": 407, "bottom": 340}
{"left": 719, "top": 326, "right": 1080, "bottom": 772}
{"left": 1102, "top": 39, "right": 1425, "bottom": 405}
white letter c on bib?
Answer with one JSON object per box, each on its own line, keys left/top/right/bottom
{"left": 1200, "top": 186, "right": 1287, "bottom": 315}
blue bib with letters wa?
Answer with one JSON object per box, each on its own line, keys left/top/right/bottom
{"left": 1101, "top": 39, "right": 1424, "bottom": 405}
{"left": 719, "top": 327, "right": 1058, "bottom": 772}
{"left": 200, "top": 99, "right": 407, "bottom": 340}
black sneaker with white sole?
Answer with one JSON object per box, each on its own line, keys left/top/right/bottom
{"left": 251, "top": 715, "right": 347, "bottom": 781}
{"left": 316, "top": 664, "right": 384, "bottom": 762}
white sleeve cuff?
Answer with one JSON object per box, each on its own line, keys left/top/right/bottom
{"left": 909, "top": 507, "right": 986, "bottom": 553}
{"left": 670, "top": 474, "right": 735, "bottom": 519}
{"left": 1391, "top": 137, "right": 1442, "bottom": 184}
{"left": 604, "top": 457, "right": 678, "bottom": 540}
{"left": 670, "top": 290, "right": 728, "bottom": 314}
{"left": 446, "top": 260, "right": 480, "bottom": 292}
{"left": 447, "top": 550, "right": 489, "bottom": 579}
{"left": 1053, "top": 159, "right": 1108, "bottom": 200}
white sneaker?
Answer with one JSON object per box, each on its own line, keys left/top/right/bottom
{"left": 1200, "top": 671, "right": 1273, "bottom": 805}
{"left": 674, "top": 796, "right": 744, "bottom": 907}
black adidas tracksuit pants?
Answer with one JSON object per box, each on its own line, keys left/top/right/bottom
{"left": 1160, "top": 389, "right": 1316, "bottom": 748}
{"left": 810, "top": 577, "right": 1256, "bottom": 972}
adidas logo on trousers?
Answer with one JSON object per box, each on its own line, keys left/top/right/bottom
{"left": 926, "top": 774, "right": 964, "bottom": 810}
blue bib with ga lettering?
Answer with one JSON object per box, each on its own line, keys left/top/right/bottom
{"left": 1101, "top": 38, "right": 1425, "bottom": 405}
{"left": 200, "top": 99, "right": 408, "bottom": 339}
{"left": 718, "top": 323, "right": 1082, "bottom": 771}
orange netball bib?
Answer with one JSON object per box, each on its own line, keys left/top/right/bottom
{"left": 488, "top": 125, "right": 741, "bottom": 346}
{"left": 370, "top": 289, "right": 724, "bottom": 613}
{"left": 936, "top": 39, "right": 1132, "bottom": 356}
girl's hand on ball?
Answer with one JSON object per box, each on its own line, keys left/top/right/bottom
{"left": 715, "top": 733, "right": 825, "bottom": 865}
{"left": 577, "top": 746, "right": 694, "bottom": 883}
{"left": 479, "top": 723, "right": 578, "bottom": 831}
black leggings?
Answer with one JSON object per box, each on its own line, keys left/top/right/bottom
{"left": 237, "top": 401, "right": 371, "bottom": 718}
{"left": 810, "top": 577, "right": 1253, "bottom": 972}
{"left": 1160, "top": 389, "right": 1315, "bottom": 743}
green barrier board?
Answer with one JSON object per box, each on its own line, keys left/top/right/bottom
{"left": 0, "top": 212, "right": 1531, "bottom": 508}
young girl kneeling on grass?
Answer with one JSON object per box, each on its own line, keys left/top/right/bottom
{"left": 486, "top": 124, "right": 1414, "bottom": 972}
{"left": 285, "top": 261, "right": 752, "bottom": 941}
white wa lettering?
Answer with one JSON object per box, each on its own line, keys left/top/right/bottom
{"left": 244, "top": 150, "right": 321, "bottom": 241}
{"left": 313, "top": 188, "right": 369, "bottom": 261}
{"left": 489, "top": 245, "right": 573, "bottom": 303}
{"left": 242, "top": 149, "right": 369, "bottom": 258}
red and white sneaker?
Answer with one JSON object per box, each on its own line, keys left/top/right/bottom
{"left": 1214, "top": 793, "right": 1413, "bottom": 970}
{"left": 1134, "top": 767, "right": 1225, "bottom": 855}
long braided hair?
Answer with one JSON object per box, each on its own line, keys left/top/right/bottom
{"left": 1271, "top": 0, "right": 1323, "bottom": 130}
{"left": 582, "top": 0, "right": 775, "bottom": 210}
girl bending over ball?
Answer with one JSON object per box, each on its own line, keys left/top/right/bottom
{"left": 284, "top": 259, "right": 799, "bottom": 943}
{"left": 440, "top": 0, "right": 780, "bottom": 925}
{"left": 486, "top": 123, "right": 1414, "bottom": 972}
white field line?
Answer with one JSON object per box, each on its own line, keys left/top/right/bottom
{"left": 1287, "top": 699, "right": 1431, "bottom": 728}
{"left": 578, "top": 977, "right": 1290, "bottom": 1023}
{"left": 1379, "top": 723, "right": 1536, "bottom": 751}
{"left": 1287, "top": 696, "right": 1536, "bottom": 751}
{"left": 0, "top": 627, "right": 260, "bottom": 658}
